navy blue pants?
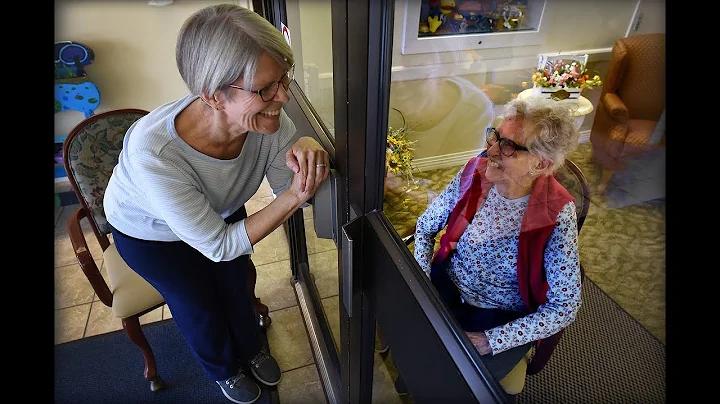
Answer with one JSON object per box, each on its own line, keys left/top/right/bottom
{"left": 110, "top": 207, "right": 260, "bottom": 382}
{"left": 430, "top": 261, "right": 534, "bottom": 380}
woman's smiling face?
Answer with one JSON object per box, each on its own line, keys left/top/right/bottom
{"left": 222, "top": 52, "right": 290, "bottom": 134}
{"left": 484, "top": 116, "right": 539, "bottom": 187}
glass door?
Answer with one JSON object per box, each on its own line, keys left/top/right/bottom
{"left": 253, "top": 1, "right": 343, "bottom": 403}
{"left": 257, "top": 0, "right": 515, "bottom": 402}
{"left": 329, "top": 0, "right": 510, "bottom": 402}
{"left": 358, "top": 1, "right": 665, "bottom": 403}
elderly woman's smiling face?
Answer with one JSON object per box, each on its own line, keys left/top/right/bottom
{"left": 223, "top": 52, "right": 291, "bottom": 134}
{"left": 485, "top": 116, "right": 543, "bottom": 189}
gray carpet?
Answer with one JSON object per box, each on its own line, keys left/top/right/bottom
{"left": 54, "top": 319, "right": 278, "bottom": 404}
{"left": 519, "top": 278, "right": 666, "bottom": 404}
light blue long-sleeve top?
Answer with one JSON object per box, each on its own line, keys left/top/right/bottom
{"left": 413, "top": 164, "right": 582, "bottom": 355}
{"left": 103, "top": 94, "right": 299, "bottom": 262}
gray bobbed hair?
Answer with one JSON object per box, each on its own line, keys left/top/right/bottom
{"left": 176, "top": 4, "right": 294, "bottom": 99}
{"left": 502, "top": 97, "right": 580, "bottom": 173}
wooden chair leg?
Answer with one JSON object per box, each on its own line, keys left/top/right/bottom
{"left": 596, "top": 168, "right": 614, "bottom": 195}
{"left": 122, "top": 316, "right": 166, "bottom": 392}
{"left": 248, "top": 259, "right": 271, "bottom": 328}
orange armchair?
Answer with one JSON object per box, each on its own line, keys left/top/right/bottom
{"left": 590, "top": 33, "right": 665, "bottom": 194}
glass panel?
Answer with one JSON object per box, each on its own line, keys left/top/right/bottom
{"left": 302, "top": 205, "right": 341, "bottom": 357}
{"left": 383, "top": 0, "right": 665, "bottom": 400}
{"left": 372, "top": 323, "right": 414, "bottom": 403}
{"left": 285, "top": 0, "right": 340, "bottom": 361}
{"left": 286, "top": 0, "right": 336, "bottom": 137}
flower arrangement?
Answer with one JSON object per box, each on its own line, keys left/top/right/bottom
{"left": 531, "top": 59, "right": 603, "bottom": 90}
{"left": 386, "top": 109, "right": 418, "bottom": 185}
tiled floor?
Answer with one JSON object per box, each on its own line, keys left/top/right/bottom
{"left": 54, "top": 178, "right": 333, "bottom": 403}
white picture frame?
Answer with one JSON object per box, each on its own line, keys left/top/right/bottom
{"left": 400, "top": 0, "right": 551, "bottom": 55}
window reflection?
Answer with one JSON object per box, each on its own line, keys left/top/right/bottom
{"left": 383, "top": 0, "right": 665, "bottom": 400}
{"left": 286, "top": 0, "right": 335, "bottom": 137}
{"left": 418, "top": 0, "right": 542, "bottom": 37}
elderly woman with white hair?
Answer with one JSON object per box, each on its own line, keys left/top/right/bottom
{"left": 413, "top": 97, "right": 583, "bottom": 385}
{"left": 103, "top": 4, "right": 329, "bottom": 403}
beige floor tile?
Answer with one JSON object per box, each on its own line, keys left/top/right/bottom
{"left": 252, "top": 225, "right": 290, "bottom": 266}
{"left": 55, "top": 303, "right": 91, "bottom": 344}
{"left": 302, "top": 205, "right": 314, "bottom": 221}
{"left": 85, "top": 302, "right": 163, "bottom": 337}
{"left": 266, "top": 306, "right": 314, "bottom": 372}
{"left": 163, "top": 304, "right": 173, "bottom": 319}
{"left": 55, "top": 261, "right": 100, "bottom": 309}
{"left": 254, "top": 260, "right": 297, "bottom": 312}
{"left": 84, "top": 302, "right": 122, "bottom": 337}
{"left": 246, "top": 196, "right": 275, "bottom": 216}
{"left": 372, "top": 353, "right": 404, "bottom": 404}
{"left": 55, "top": 227, "right": 104, "bottom": 268}
{"left": 308, "top": 250, "right": 339, "bottom": 299}
{"left": 304, "top": 219, "right": 337, "bottom": 255}
{"left": 277, "top": 364, "right": 327, "bottom": 404}
{"left": 321, "top": 295, "right": 341, "bottom": 356}
{"left": 55, "top": 203, "right": 93, "bottom": 235}
{"left": 253, "top": 177, "right": 275, "bottom": 199}
{"left": 140, "top": 306, "right": 164, "bottom": 325}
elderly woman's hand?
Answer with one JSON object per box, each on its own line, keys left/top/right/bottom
{"left": 286, "top": 136, "right": 330, "bottom": 193}
{"left": 466, "top": 331, "right": 492, "bottom": 355}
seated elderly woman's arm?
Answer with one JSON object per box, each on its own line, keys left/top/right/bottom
{"left": 483, "top": 201, "right": 583, "bottom": 356}
{"left": 413, "top": 166, "right": 465, "bottom": 276}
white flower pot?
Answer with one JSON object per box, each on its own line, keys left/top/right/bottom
{"left": 532, "top": 85, "right": 581, "bottom": 102}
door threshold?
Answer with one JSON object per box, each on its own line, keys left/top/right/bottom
{"left": 293, "top": 276, "right": 341, "bottom": 404}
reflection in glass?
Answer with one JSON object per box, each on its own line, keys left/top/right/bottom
{"left": 286, "top": 0, "right": 335, "bottom": 137}
{"left": 372, "top": 323, "right": 413, "bottom": 403}
{"left": 418, "top": 0, "right": 542, "bottom": 37}
{"left": 383, "top": 0, "right": 665, "bottom": 400}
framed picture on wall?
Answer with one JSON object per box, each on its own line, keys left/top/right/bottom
{"left": 400, "top": 0, "right": 551, "bottom": 55}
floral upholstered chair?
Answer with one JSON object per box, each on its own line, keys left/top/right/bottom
{"left": 63, "top": 109, "right": 169, "bottom": 392}
{"left": 63, "top": 109, "right": 273, "bottom": 392}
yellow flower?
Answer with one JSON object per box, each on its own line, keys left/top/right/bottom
{"left": 386, "top": 123, "right": 418, "bottom": 182}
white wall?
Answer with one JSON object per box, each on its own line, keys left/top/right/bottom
{"left": 54, "top": 0, "right": 248, "bottom": 138}
{"left": 298, "top": 2, "right": 333, "bottom": 77}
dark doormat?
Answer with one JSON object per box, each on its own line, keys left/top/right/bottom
{"left": 55, "top": 191, "right": 79, "bottom": 207}
{"left": 54, "top": 318, "right": 279, "bottom": 404}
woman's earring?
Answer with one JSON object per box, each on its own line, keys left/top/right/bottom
{"left": 529, "top": 169, "right": 535, "bottom": 176}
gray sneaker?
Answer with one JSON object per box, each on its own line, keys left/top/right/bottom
{"left": 216, "top": 369, "right": 261, "bottom": 404}
{"left": 249, "top": 349, "right": 282, "bottom": 386}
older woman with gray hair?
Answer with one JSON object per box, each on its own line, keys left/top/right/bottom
{"left": 413, "top": 96, "right": 583, "bottom": 386}
{"left": 103, "top": 4, "right": 329, "bottom": 403}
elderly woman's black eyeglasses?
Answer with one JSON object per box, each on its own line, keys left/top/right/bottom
{"left": 227, "top": 64, "right": 295, "bottom": 102}
{"left": 486, "top": 127, "right": 529, "bottom": 157}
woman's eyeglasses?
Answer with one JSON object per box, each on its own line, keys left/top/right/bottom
{"left": 227, "top": 64, "right": 295, "bottom": 102}
{"left": 486, "top": 127, "right": 529, "bottom": 157}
